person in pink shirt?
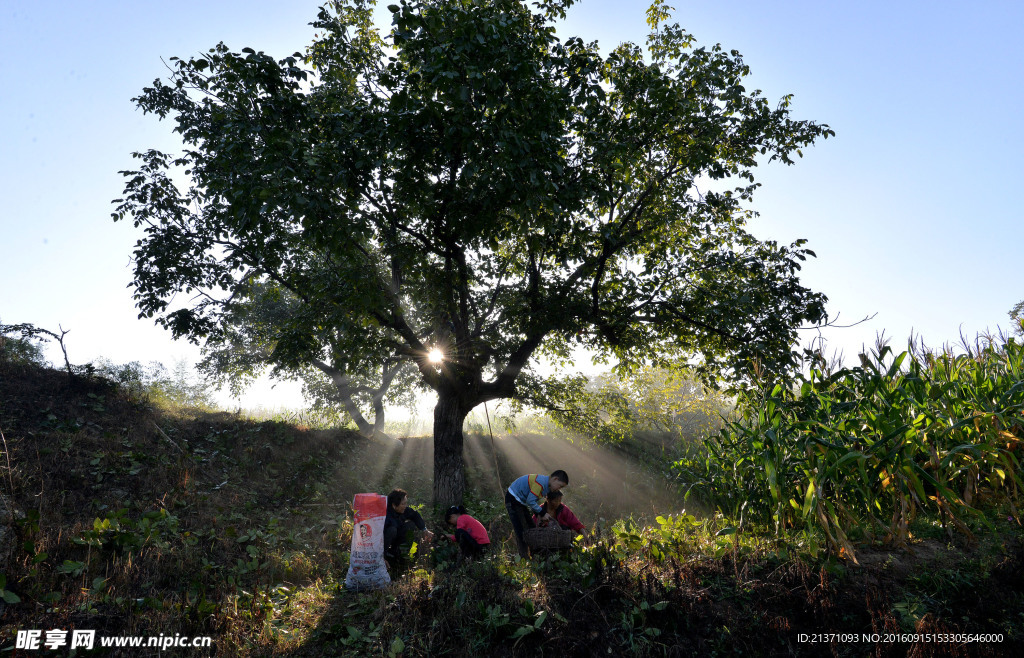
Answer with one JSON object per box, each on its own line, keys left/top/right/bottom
{"left": 444, "top": 505, "right": 490, "bottom": 558}
{"left": 533, "top": 490, "right": 585, "bottom": 535}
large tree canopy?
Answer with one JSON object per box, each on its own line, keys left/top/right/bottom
{"left": 113, "top": 0, "right": 832, "bottom": 505}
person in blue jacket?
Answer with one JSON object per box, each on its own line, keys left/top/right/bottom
{"left": 504, "top": 470, "right": 569, "bottom": 557}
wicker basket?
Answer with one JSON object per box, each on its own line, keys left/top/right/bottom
{"left": 524, "top": 526, "right": 573, "bottom": 549}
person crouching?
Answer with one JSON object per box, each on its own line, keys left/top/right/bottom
{"left": 532, "top": 489, "right": 585, "bottom": 536}
{"left": 444, "top": 505, "right": 490, "bottom": 559}
{"left": 383, "top": 488, "right": 434, "bottom": 566}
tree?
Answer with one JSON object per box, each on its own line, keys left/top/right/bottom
{"left": 0, "top": 321, "right": 74, "bottom": 376}
{"left": 0, "top": 321, "right": 49, "bottom": 368}
{"left": 94, "top": 357, "right": 215, "bottom": 409}
{"left": 113, "top": 0, "right": 833, "bottom": 505}
{"left": 523, "top": 365, "right": 732, "bottom": 449}
{"left": 197, "top": 279, "right": 420, "bottom": 444}
{"left": 1010, "top": 300, "right": 1024, "bottom": 335}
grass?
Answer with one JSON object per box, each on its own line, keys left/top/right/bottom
{"left": 1, "top": 358, "right": 1022, "bottom": 656}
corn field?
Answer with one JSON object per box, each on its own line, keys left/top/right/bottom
{"left": 674, "top": 334, "right": 1024, "bottom": 562}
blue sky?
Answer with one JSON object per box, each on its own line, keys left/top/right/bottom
{"left": 2, "top": 0, "right": 1021, "bottom": 410}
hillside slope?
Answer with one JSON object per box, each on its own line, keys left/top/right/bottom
{"left": 1, "top": 362, "right": 1022, "bottom": 656}
{"left": 0, "top": 361, "right": 377, "bottom": 652}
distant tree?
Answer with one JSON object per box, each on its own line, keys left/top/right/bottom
{"left": 1011, "top": 300, "right": 1024, "bottom": 335}
{"left": 113, "top": 0, "right": 832, "bottom": 505}
{"left": 94, "top": 357, "right": 214, "bottom": 409}
{"left": 0, "top": 320, "right": 49, "bottom": 367}
{"left": 521, "top": 365, "right": 731, "bottom": 447}
{"left": 198, "top": 279, "right": 420, "bottom": 443}
{"left": 0, "top": 321, "right": 73, "bottom": 376}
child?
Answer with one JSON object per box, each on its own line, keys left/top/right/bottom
{"left": 532, "top": 490, "right": 584, "bottom": 534}
{"left": 504, "top": 470, "right": 569, "bottom": 557}
{"left": 444, "top": 505, "right": 490, "bottom": 558}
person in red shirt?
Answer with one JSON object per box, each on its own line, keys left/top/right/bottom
{"left": 444, "top": 505, "right": 490, "bottom": 558}
{"left": 533, "top": 490, "right": 585, "bottom": 535}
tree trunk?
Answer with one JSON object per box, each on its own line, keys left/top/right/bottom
{"left": 312, "top": 359, "right": 403, "bottom": 448}
{"left": 337, "top": 394, "right": 402, "bottom": 448}
{"left": 433, "top": 392, "right": 469, "bottom": 507}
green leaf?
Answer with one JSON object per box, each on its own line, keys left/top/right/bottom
{"left": 802, "top": 480, "right": 817, "bottom": 518}
{"left": 1, "top": 590, "right": 20, "bottom": 604}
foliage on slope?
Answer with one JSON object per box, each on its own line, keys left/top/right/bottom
{"left": 1, "top": 358, "right": 1021, "bottom": 656}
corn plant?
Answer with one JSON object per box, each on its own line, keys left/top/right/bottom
{"left": 674, "top": 334, "right": 1024, "bottom": 560}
